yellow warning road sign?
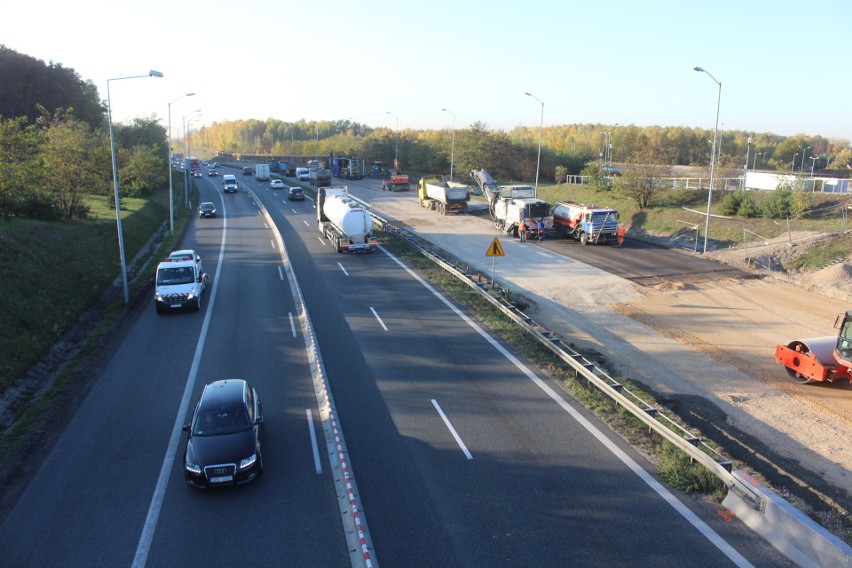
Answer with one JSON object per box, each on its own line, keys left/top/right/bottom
{"left": 485, "top": 237, "right": 505, "bottom": 257}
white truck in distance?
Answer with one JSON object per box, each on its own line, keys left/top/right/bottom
{"left": 316, "top": 186, "right": 377, "bottom": 253}
{"left": 255, "top": 164, "right": 271, "bottom": 181}
{"left": 154, "top": 250, "right": 207, "bottom": 313}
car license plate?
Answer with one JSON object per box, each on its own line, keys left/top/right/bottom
{"left": 170, "top": 304, "right": 181, "bottom": 308}
{"left": 210, "top": 475, "right": 233, "bottom": 483}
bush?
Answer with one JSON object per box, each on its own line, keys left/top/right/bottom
{"left": 719, "top": 191, "right": 743, "bottom": 216}
{"left": 14, "top": 191, "right": 63, "bottom": 220}
{"left": 761, "top": 188, "right": 793, "bottom": 219}
{"left": 737, "top": 193, "right": 760, "bottom": 218}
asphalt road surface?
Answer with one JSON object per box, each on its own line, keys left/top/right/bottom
{"left": 0, "top": 169, "right": 793, "bottom": 567}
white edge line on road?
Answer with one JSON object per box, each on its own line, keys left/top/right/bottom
{"left": 306, "top": 409, "right": 323, "bottom": 474}
{"left": 289, "top": 312, "right": 297, "bottom": 338}
{"left": 132, "top": 191, "right": 230, "bottom": 568}
{"left": 431, "top": 399, "right": 473, "bottom": 460}
{"left": 378, "top": 244, "right": 754, "bottom": 568}
{"left": 337, "top": 262, "right": 349, "bottom": 276}
{"left": 369, "top": 307, "right": 388, "bottom": 331}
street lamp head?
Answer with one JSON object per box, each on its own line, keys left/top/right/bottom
{"left": 149, "top": 70, "right": 164, "bottom": 78}
{"left": 186, "top": 92, "right": 195, "bottom": 96}
{"left": 693, "top": 66, "right": 705, "bottom": 73}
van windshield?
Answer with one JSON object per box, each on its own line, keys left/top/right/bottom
{"left": 157, "top": 266, "right": 195, "bottom": 285}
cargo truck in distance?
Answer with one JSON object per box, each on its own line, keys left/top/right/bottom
{"left": 316, "top": 186, "right": 377, "bottom": 253}
{"left": 552, "top": 201, "right": 619, "bottom": 245}
{"left": 417, "top": 177, "right": 470, "bottom": 214}
{"left": 382, "top": 170, "right": 410, "bottom": 192}
{"left": 309, "top": 165, "right": 332, "bottom": 187}
{"left": 255, "top": 164, "right": 271, "bottom": 181}
{"left": 332, "top": 157, "right": 365, "bottom": 180}
{"left": 775, "top": 311, "right": 852, "bottom": 385}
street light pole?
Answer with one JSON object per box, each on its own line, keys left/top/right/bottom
{"left": 525, "top": 92, "right": 544, "bottom": 196}
{"left": 800, "top": 146, "right": 811, "bottom": 172}
{"left": 792, "top": 153, "right": 798, "bottom": 172}
{"left": 693, "top": 66, "right": 721, "bottom": 254}
{"left": 182, "top": 109, "right": 201, "bottom": 208}
{"left": 442, "top": 108, "right": 456, "bottom": 181}
{"left": 752, "top": 152, "right": 762, "bottom": 170}
{"left": 107, "top": 70, "right": 163, "bottom": 304}
{"left": 385, "top": 111, "right": 399, "bottom": 167}
{"left": 168, "top": 92, "right": 195, "bottom": 235}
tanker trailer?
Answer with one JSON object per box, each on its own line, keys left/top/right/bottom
{"left": 316, "top": 186, "right": 377, "bottom": 253}
{"left": 775, "top": 310, "right": 852, "bottom": 384}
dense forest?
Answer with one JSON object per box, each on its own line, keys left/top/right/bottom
{"left": 1, "top": 44, "right": 850, "bottom": 222}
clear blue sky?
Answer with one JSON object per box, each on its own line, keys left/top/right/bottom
{"left": 3, "top": 0, "right": 850, "bottom": 141}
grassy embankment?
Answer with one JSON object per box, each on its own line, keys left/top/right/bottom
{"left": 0, "top": 181, "right": 196, "bottom": 394}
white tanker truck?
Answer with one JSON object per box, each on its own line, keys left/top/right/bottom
{"left": 316, "top": 186, "right": 377, "bottom": 253}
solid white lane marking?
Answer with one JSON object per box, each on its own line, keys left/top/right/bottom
{"left": 133, "top": 190, "right": 230, "bottom": 568}
{"left": 432, "top": 399, "right": 473, "bottom": 460}
{"left": 289, "top": 312, "right": 297, "bottom": 337}
{"left": 369, "top": 307, "right": 388, "bottom": 331}
{"left": 379, "top": 245, "right": 754, "bottom": 568}
{"left": 306, "top": 409, "right": 322, "bottom": 474}
{"left": 338, "top": 263, "right": 349, "bottom": 276}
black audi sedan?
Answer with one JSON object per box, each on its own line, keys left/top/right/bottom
{"left": 287, "top": 186, "right": 305, "bottom": 201}
{"left": 183, "top": 380, "right": 263, "bottom": 488}
{"left": 197, "top": 202, "right": 217, "bottom": 218}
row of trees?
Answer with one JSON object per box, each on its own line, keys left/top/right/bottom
{"left": 185, "top": 119, "right": 851, "bottom": 185}
{"left": 0, "top": 111, "right": 168, "bottom": 221}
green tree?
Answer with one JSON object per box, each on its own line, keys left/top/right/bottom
{"left": 554, "top": 165, "right": 567, "bottom": 185}
{"left": 0, "top": 116, "right": 43, "bottom": 220}
{"left": 41, "top": 113, "right": 108, "bottom": 219}
{"left": 119, "top": 147, "right": 166, "bottom": 197}
{"left": 613, "top": 149, "right": 670, "bottom": 209}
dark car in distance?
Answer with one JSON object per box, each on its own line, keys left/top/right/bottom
{"left": 183, "top": 380, "right": 264, "bottom": 488}
{"left": 198, "top": 202, "right": 217, "bottom": 218}
{"left": 288, "top": 186, "right": 305, "bottom": 201}
{"left": 243, "top": 167, "right": 253, "bottom": 175}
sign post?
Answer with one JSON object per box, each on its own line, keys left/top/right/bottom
{"left": 485, "top": 237, "right": 505, "bottom": 288}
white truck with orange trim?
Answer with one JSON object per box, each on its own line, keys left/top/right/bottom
{"left": 153, "top": 249, "right": 208, "bottom": 313}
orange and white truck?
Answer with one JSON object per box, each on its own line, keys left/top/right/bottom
{"left": 775, "top": 311, "right": 852, "bottom": 384}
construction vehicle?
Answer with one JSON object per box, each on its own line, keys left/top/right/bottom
{"left": 417, "top": 177, "right": 470, "bottom": 215}
{"left": 382, "top": 170, "right": 410, "bottom": 192}
{"left": 316, "top": 186, "right": 377, "bottom": 253}
{"left": 309, "top": 165, "right": 332, "bottom": 187}
{"left": 332, "top": 157, "right": 365, "bottom": 180}
{"left": 469, "top": 169, "right": 551, "bottom": 237}
{"left": 775, "top": 311, "right": 852, "bottom": 384}
{"left": 552, "top": 201, "right": 620, "bottom": 245}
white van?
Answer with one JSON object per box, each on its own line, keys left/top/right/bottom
{"left": 223, "top": 174, "right": 238, "bottom": 193}
{"left": 296, "top": 167, "right": 310, "bottom": 181}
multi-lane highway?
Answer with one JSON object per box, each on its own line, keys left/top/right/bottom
{"left": 0, "top": 169, "right": 793, "bottom": 567}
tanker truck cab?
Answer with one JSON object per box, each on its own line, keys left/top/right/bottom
{"left": 154, "top": 250, "right": 208, "bottom": 313}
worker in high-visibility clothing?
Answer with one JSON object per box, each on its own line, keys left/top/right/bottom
{"left": 616, "top": 223, "right": 626, "bottom": 247}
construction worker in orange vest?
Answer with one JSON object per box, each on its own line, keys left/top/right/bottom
{"left": 616, "top": 223, "right": 626, "bottom": 247}
{"left": 518, "top": 219, "right": 527, "bottom": 242}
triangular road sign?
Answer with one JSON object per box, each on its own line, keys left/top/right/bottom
{"left": 485, "top": 237, "right": 505, "bottom": 257}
